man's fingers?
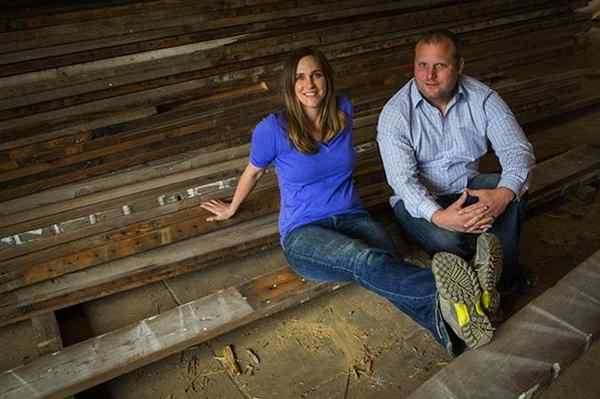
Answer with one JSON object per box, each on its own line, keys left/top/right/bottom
{"left": 464, "top": 213, "right": 493, "bottom": 229}
{"left": 459, "top": 202, "right": 488, "bottom": 215}
{"left": 452, "top": 191, "right": 468, "bottom": 209}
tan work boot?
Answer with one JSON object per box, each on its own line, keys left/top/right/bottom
{"left": 472, "top": 233, "right": 503, "bottom": 320}
{"left": 432, "top": 252, "right": 494, "bottom": 349}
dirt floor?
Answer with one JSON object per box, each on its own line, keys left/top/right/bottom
{"left": 1, "top": 25, "right": 600, "bottom": 399}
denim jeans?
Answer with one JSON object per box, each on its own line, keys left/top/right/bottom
{"left": 282, "top": 211, "right": 453, "bottom": 352}
{"left": 393, "top": 173, "right": 527, "bottom": 288}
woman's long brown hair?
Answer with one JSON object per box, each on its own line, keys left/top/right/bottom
{"left": 281, "top": 47, "right": 346, "bottom": 154}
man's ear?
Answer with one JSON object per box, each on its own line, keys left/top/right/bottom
{"left": 458, "top": 57, "right": 465, "bottom": 74}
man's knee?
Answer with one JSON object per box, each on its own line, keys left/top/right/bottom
{"left": 393, "top": 200, "right": 470, "bottom": 257}
{"left": 425, "top": 229, "right": 469, "bottom": 257}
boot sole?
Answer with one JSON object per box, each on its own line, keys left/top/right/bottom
{"left": 432, "top": 252, "right": 494, "bottom": 349}
{"left": 474, "top": 233, "right": 503, "bottom": 316}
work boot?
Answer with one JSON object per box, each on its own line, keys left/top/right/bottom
{"left": 472, "top": 233, "right": 503, "bottom": 320}
{"left": 433, "top": 252, "right": 494, "bottom": 349}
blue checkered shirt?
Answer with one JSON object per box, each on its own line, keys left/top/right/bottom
{"left": 377, "top": 75, "right": 535, "bottom": 222}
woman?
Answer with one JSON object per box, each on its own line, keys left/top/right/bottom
{"left": 201, "top": 47, "right": 496, "bottom": 353}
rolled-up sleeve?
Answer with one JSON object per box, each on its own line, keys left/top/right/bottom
{"left": 484, "top": 92, "right": 536, "bottom": 198}
{"left": 377, "top": 107, "right": 440, "bottom": 221}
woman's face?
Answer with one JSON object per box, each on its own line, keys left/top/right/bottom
{"left": 294, "top": 55, "right": 327, "bottom": 111}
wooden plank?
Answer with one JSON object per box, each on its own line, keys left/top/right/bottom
{"left": 0, "top": 267, "right": 345, "bottom": 399}
{"left": 0, "top": 34, "right": 249, "bottom": 101}
{"left": 29, "top": 311, "right": 74, "bottom": 398}
{"left": 0, "top": 107, "right": 157, "bottom": 151}
{"left": 0, "top": 127, "right": 380, "bottom": 259}
{"left": 1, "top": 58, "right": 593, "bottom": 202}
{"left": 0, "top": 0, "right": 387, "bottom": 52}
{"left": 0, "top": 20, "right": 584, "bottom": 166}
{"left": 0, "top": 0, "right": 440, "bottom": 60}
{"left": 2, "top": 0, "right": 309, "bottom": 31}
{"left": 528, "top": 145, "right": 600, "bottom": 207}
{"left": 0, "top": 16, "right": 588, "bottom": 139}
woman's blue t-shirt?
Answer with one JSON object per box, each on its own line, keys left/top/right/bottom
{"left": 249, "top": 96, "right": 365, "bottom": 241}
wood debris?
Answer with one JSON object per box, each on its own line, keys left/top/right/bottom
{"left": 246, "top": 348, "right": 261, "bottom": 365}
{"left": 222, "top": 345, "right": 242, "bottom": 375}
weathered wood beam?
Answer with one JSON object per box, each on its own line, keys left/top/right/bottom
{"left": 0, "top": 267, "right": 345, "bottom": 399}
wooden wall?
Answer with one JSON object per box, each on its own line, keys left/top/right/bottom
{"left": 1, "top": 0, "right": 597, "bottom": 325}
{"left": 1, "top": 1, "right": 600, "bottom": 396}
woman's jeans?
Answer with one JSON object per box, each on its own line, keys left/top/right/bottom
{"left": 282, "top": 212, "right": 452, "bottom": 352}
{"left": 393, "top": 173, "right": 527, "bottom": 288}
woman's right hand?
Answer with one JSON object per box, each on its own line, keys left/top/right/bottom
{"left": 200, "top": 200, "right": 236, "bottom": 222}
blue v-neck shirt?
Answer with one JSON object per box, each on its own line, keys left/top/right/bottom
{"left": 250, "top": 96, "right": 365, "bottom": 241}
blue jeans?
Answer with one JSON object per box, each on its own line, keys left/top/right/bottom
{"left": 393, "top": 174, "right": 527, "bottom": 288}
{"left": 282, "top": 212, "right": 453, "bottom": 352}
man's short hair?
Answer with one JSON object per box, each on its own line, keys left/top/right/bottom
{"left": 417, "top": 29, "right": 463, "bottom": 65}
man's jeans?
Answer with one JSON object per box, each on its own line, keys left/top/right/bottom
{"left": 393, "top": 174, "right": 527, "bottom": 288}
{"left": 282, "top": 212, "right": 452, "bottom": 352}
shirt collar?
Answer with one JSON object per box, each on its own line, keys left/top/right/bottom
{"left": 410, "top": 77, "right": 466, "bottom": 110}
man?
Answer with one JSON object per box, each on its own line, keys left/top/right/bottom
{"left": 377, "top": 29, "right": 535, "bottom": 306}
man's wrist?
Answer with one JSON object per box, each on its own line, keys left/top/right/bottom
{"left": 497, "top": 187, "right": 515, "bottom": 203}
{"left": 431, "top": 209, "right": 444, "bottom": 228}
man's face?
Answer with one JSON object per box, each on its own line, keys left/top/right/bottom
{"left": 414, "top": 39, "right": 464, "bottom": 109}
